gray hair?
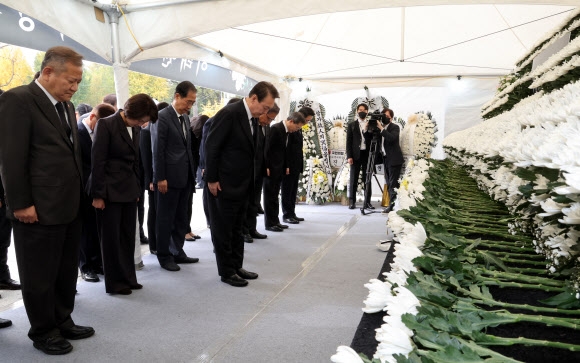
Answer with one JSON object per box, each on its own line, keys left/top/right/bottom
{"left": 287, "top": 111, "right": 306, "bottom": 125}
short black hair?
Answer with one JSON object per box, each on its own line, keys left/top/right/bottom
{"left": 175, "top": 81, "right": 197, "bottom": 98}
{"left": 382, "top": 107, "right": 394, "bottom": 118}
{"left": 124, "top": 93, "right": 158, "bottom": 123}
{"left": 93, "top": 103, "right": 116, "bottom": 120}
{"left": 157, "top": 101, "right": 169, "bottom": 111}
{"left": 357, "top": 103, "right": 369, "bottom": 111}
{"left": 298, "top": 106, "right": 314, "bottom": 118}
{"left": 268, "top": 103, "right": 280, "bottom": 115}
{"left": 249, "top": 81, "right": 279, "bottom": 102}
{"left": 76, "top": 103, "right": 92, "bottom": 115}
{"left": 103, "top": 94, "right": 117, "bottom": 107}
{"left": 227, "top": 98, "right": 242, "bottom": 105}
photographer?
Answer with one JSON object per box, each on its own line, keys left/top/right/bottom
{"left": 346, "top": 103, "right": 373, "bottom": 210}
{"left": 376, "top": 108, "right": 403, "bottom": 212}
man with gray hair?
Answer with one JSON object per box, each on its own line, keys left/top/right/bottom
{"left": 0, "top": 46, "right": 94, "bottom": 355}
{"left": 263, "top": 112, "right": 307, "bottom": 232}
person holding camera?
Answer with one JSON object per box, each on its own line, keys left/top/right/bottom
{"left": 346, "top": 103, "right": 373, "bottom": 210}
{"left": 377, "top": 108, "right": 403, "bottom": 212}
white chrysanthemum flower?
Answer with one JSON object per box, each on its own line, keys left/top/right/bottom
{"left": 331, "top": 346, "right": 364, "bottom": 363}
{"left": 362, "top": 279, "right": 393, "bottom": 313}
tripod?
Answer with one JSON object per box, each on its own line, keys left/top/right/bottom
{"left": 361, "top": 131, "right": 383, "bottom": 215}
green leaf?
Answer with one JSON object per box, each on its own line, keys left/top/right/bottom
{"left": 539, "top": 290, "right": 580, "bottom": 309}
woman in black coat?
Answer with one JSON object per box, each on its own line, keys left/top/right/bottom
{"left": 89, "top": 94, "right": 158, "bottom": 295}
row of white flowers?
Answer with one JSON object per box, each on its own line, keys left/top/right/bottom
{"left": 444, "top": 76, "right": 580, "bottom": 290}
{"left": 331, "top": 159, "right": 432, "bottom": 363}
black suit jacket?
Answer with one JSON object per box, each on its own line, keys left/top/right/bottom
{"left": 254, "top": 125, "right": 269, "bottom": 179}
{"left": 151, "top": 106, "right": 195, "bottom": 188}
{"left": 286, "top": 129, "right": 304, "bottom": 175}
{"left": 0, "top": 81, "right": 82, "bottom": 225}
{"left": 140, "top": 124, "right": 153, "bottom": 188}
{"left": 199, "top": 118, "right": 212, "bottom": 171}
{"left": 77, "top": 121, "right": 93, "bottom": 188}
{"left": 205, "top": 100, "right": 255, "bottom": 200}
{"left": 381, "top": 122, "right": 404, "bottom": 167}
{"left": 265, "top": 122, "right": 289, "bottom": 179}
{"left": 346, "top": 120, "right": 371, "bottom": 161}
{"left": 88, "top": 111, "right": 141, "bottom": 203}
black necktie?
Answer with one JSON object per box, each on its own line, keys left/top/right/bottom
{"left": 55, "top": 102, "right": 71, "bottom": 138}
{"left": 179, "top": 115, "right": 186, "bottom": 139}
{"left": 251, "top": 118, "right": 258, "bottom": 145}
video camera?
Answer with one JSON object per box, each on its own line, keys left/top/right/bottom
{"left": 366, "top": 110, "right": 387, "bottom": 133}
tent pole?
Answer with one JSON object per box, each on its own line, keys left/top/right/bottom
{"left": 400, "top": 7, "right": 406, "bottom": 62}
{"left": 105, "top": 9, "right": 130, "bottom": 108}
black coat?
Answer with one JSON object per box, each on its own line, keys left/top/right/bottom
{"left": 381, "top": 122, "right": 404, "bottom": 167}
{"left": 88, "top": 111, "right": 141, "bottom": 203}
{"left": 77, "top": 120, "right": 93, "bottom": 188}
{"left": 286, "top": 129, "right": 303, "bottom": 175}
{"left": 346, "top": 120, "right": 372, "bottom": 161}
{"left": 140, "top": 123, "right": 153, "bottom": 188}
{"left": 265, "top": 122, "right": 289, "bottom": 179}
{"left": 151, "top": 106, "right": 196, "bottom": 188}
{"left": 0, "top": 81, "right": 83, "bottom": 225}
{"left": 205, "top": 100, "right": 255, "bottom": 200}
{"left": 254, "top": 124, "right": 269, "bottom": 179}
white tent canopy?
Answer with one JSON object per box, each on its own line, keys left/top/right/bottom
{"left": 1, "top": 0, "right": 577, "bottom": 140}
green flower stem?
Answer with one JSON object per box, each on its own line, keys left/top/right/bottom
{"left": 476, "top": 277, "right": 566, "bottom": 292}
{"left": 455, "top": 338, "right": 524, "bottom": 363}
{"left": 478, "top": 270, "right": 565, "bottom": 287}
{"left": 479, "top": 335, "right": 580, "bottom": 351}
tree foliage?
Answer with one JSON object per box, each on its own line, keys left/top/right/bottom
{"left": 0, "top": 45, "right": 34, "bottom": 90}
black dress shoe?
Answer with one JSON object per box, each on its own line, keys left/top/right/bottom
{"left": 0, "top": 278, "right": 21, "bottom": 290}
{"left": 237, "top": 268, "right": 258, "bottom": 280}
{"left": 249, "top": 230, "right": 267, "bottom": 239}
{"left": 161, "top": 262, "right": 181, "bottom": 271}
{"left": 174, "top": 256, "right": 199, "bottom": 264}
{"left": 364, "top": 203, "right": 375, "bottom": 209}
{"left": 130, "top": 283, "right": 143, "bottom": 290}
{"left": 61, "top": 325, "right": 95, "bottom": 340}
{"left": 243, "top": 234, "right": 253, "bottom": 243}
{"left": 81, "top": 271, "right": 99, "bottom": 283}
{"left": 277, "top": 223, "right": 289, "bottom": 229}
{"left": 265, "top": 225, "right": 283, "bottom": 232}
{"left": 293, "top": 216, "right": 305, "bottom": 221}
{"left": 257, "top": 205, "right": 265, "bottom": 214}
{"left": 110, "top": 288, "right": 132, "bottom": 295}
{"left": 221, "top": 274, "right": 248, "bottom": 287}
{"left": 0, "top": 318, "right": 12, "bottom": 329}
{"left": 283, "top": 217, "right": 299, "bottom": 224}
{"left": 349, "top": 201, "right": 356, "bottom": 209}
{"left": 33, "top": 335, "right": 73, "bottom": 355}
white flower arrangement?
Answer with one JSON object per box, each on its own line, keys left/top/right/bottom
{"left": 327, "top": 120, "right": 347, "bottom": 150}
{"left": 334, "top": 163, "right": 351, "bottom": 197}
{"left": 305, "top": 157, "right": 332, "bottom": 204}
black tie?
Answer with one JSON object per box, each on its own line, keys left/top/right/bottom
{"left": 179, "top": 115, "right": 186, "bottom": 139}
{"left": 251, "top": 118, "right": 258, "bottom": 145}
{"left": 55, "top": 102, "right": 71, "bottom": 138}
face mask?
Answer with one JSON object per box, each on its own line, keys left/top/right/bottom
{"left": 358, "top": 112, "right": 367, "bottom": 119}
{"left": 385, "top": 116, "right": 391, "bottom": 123}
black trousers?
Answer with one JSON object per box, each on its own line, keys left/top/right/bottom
{"left": 12, "top": 215, "right": 81, "bottom": 341}
{"left": 281, "top": 172, "right": 299, "bottom": 219}
{"left": 202, "top": 184, "right": 210, "bottom": 226}
{"left": 0, "top": 203, "right": 12, "bottom": 281}
{"left": 147, "top": 189, "right": 157, "bottom": 253}
{"left": 137, "top": 188, "right": 146, "bottom": 240}
{"left": 243, "top": 174, "right": 264, "bottom": 234}
{"left": 96, "top": 202, "right": 138, "bottom": 293}
{"left": 349, "top": 150, "right": 371, "bottom": 204}
{"left": 78, "top": 198, "right": 102, "bottom": 274}
{"left": 156, "top": 185, "right": 190, "bottom": 265}
{"left": 384, "top": 163, "right": 403, "bottom": 204}
{"left": 206, "top": 188, "right": 247, "bottom": 277}
{"left": 186, "top": 185, "right": 194, "bottom": 234}
{"left": 263, "top": 174, "right": 283, "bottom": 228}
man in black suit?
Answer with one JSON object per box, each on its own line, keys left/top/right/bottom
{"left": 378, "top": 108, "right": 404, "bottom": 212}
{"left": 152, "top": 81, "right": 198, "bottom": 272}
{"left": 0, "top": 46, "right": 94, "bottom": 355}
{"left": 205, "top": 82, "right": 279, "bottom": 287}
{"left": 242, "top": 103, "right": 280, "bottom": 243}
{"left": 77, "top": 103, "right": 115, "bottom": 282}
{"left": 0, "top": 174, "right": 20, "bottom": 291}
{"left": 281, "top": 107, "right": 314, "bottom": 224}
{"left": 346, "top": 103, "right": 373, "bottom": 210}
{"left": 264, "top": 112, "right": 307, "bottom": 232}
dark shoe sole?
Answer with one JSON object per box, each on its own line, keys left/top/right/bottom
{"left": 33, "top": 342, "right": 73, "bottom": 355}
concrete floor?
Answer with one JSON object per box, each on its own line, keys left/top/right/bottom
{"left": 0, "top": 190, "right": 388, "bottom": 362}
